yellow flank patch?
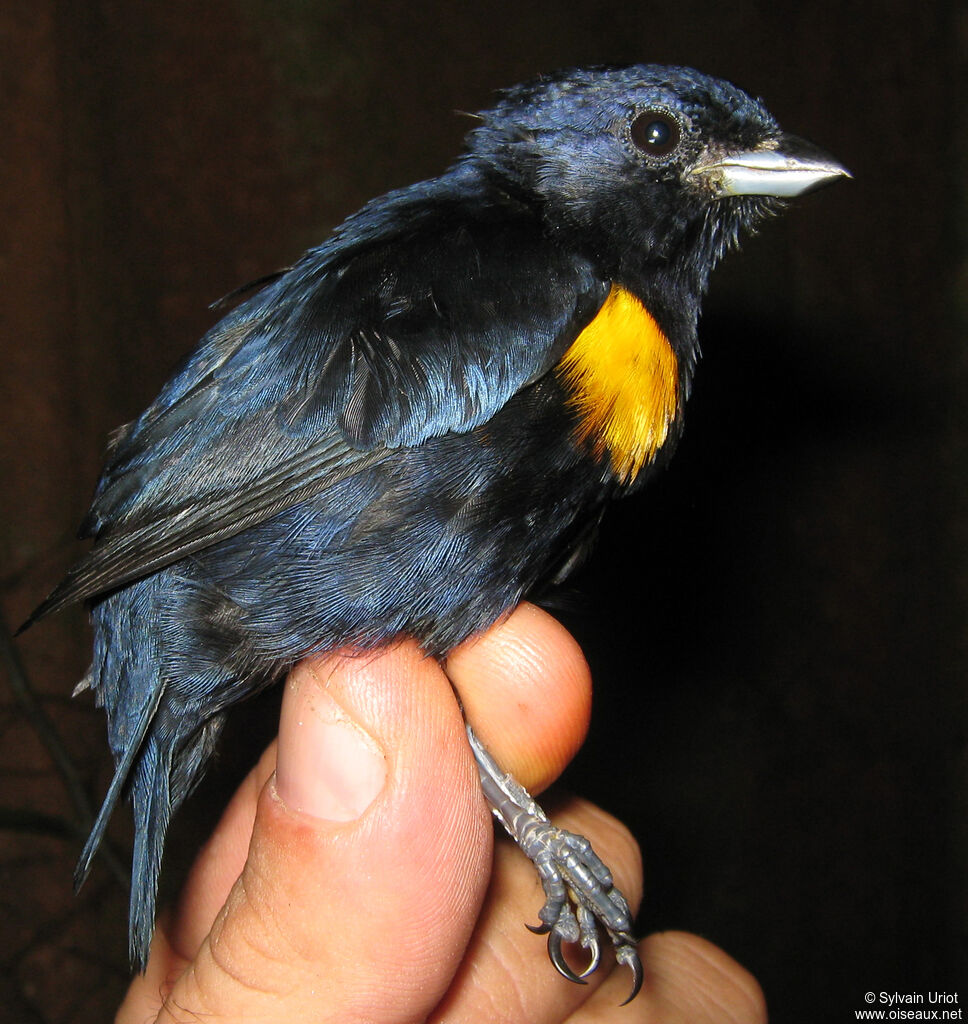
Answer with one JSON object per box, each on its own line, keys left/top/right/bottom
{"left": 558, "top": 284, "right": 680, "bottom": 484}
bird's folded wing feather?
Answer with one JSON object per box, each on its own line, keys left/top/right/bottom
{"left": 27, "top": 192, "right": 607, "bottom": 623}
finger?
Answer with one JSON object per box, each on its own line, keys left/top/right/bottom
{"left": 164, "top": 739, "right": 278, "bottom": 962}
{"left": 120, "top": 603, "right": 594, "bottom": 1021}
{"left": 122, "top": 641, "right": 493, "bottom": 1024}
{"left": 430, "top": 795, "right": 644, "bottom": 1023}
{"left": 132, "top": 600, "right": 588, "bottom": 990}
{"left": 445, "top": 602, "right": 593, "bottom": 793}
{"left": 158, "top": 601, "right": 586, "bottom": 963}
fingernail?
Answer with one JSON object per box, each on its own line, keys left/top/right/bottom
{"left": 276, "top": 663, "right": 387, "bottom": 820}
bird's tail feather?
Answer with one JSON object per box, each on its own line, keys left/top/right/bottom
{"left": 128, "top": 739, "right": 173, "bottom": 970}
{"left": 73, "top": 680, "right": 167, "bottom": 894}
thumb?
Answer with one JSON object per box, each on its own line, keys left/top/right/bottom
{"left": 149, "top": 643, "right": 493, "bottom": 1023}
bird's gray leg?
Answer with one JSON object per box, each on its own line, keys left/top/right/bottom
{"left": 466, "top": 724, "right": 643, "bottom": 1002}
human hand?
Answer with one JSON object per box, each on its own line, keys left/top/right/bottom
{"left": 116, "top": 603, "right": 766, "bottom": 1023}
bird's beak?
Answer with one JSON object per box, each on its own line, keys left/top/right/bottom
{"left": 690, "top": 133, "right": 851, "bottom": 198}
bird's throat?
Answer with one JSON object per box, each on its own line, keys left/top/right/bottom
{"left": 558, "top": 284, "right": 680, "bottom": 485}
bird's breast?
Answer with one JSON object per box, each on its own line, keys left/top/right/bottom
{"left": 556, "top": 284, "right": 680, "bottom": 485}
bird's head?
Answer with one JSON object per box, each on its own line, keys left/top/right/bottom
{"left": 466, "top": 65, "right": 849, "bottom": 294}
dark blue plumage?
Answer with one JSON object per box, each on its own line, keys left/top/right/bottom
{"left": 24, "top": 64, "right": 848, "bottom": 976}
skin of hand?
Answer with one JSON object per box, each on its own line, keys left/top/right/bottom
{"left": 115, "top": 603, "right": 767, "bottom": 1023}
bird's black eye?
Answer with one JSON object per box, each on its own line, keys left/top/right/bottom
{"left": 629, "top": 110, "right": 681, "bottom": 159}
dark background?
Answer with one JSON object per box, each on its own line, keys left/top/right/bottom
{"left": 1, "top": 2, "right": 964, "bottom": 1021}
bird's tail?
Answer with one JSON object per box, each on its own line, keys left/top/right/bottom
{"left": 127, "top": 738, "right": 174, "bottom": 969}
{"left": 73, "top": 681, "right": 167, "bottom": 895}
{"left": 124, "top": 711, "right": 229, "bottom": 969}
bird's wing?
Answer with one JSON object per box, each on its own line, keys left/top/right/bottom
{"left": 27, "top": 204, "right": 607, "bottom": 623}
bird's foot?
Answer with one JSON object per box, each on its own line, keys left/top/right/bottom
{"left": 466, "top": 724, "right": 643, "bottom": 1003}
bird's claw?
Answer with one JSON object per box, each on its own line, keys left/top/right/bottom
{"left": 523, "top": 823, "right": 641, "bottom": 995}
{"left": 548, "top": 929, "right": 588, "bottom": 985}
{"left": 577, "top": 927, "right": 602, "bottom": 979}
{"left": 535, "top": 863, "right": 640, "bottom": 998}
{"left": 617, "top": 942, "right": 645, "bottom": 1005}
{"left": 467, "top": 724, "right": 643, "bottom": 1000}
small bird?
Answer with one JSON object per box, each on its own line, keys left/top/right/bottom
{"left": 23, "top": 64, "right": 847, "bottom": 1000}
